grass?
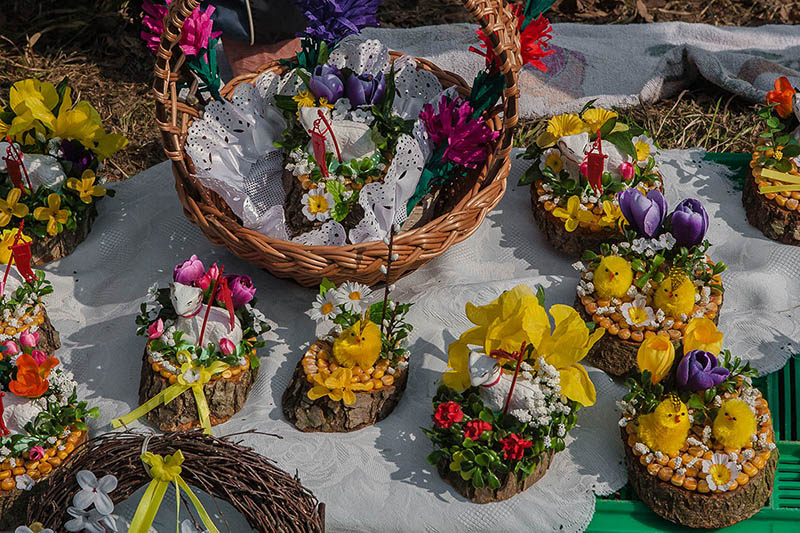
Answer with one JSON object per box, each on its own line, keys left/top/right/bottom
{"left": 0, "top": 0, "right": 794, "bottom": 181}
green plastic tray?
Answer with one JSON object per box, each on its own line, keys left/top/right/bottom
{"left": 587, "top": 356, "right": 800, "bottom": 532}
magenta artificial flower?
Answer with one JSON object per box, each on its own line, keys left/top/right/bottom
{"left": 173, "top": 255, "right": 205, "bottom": 285}
{"left": 219, "top": 338, "right": 236, "bottom": 356}
{"left": 420, "top": 95, "right": 500, "bottom": 169}
{"left": 141, "top": 0, "right": 221, "bottom": 57}
{"left": 19, "top": 331, "right": 39, "bottom": 349}
{"left": 619, "top": 161, "right": 635, "bottom": 181}
{"left": 29, "top": 446, "right": 45, "bottom": 461}
{"left": 30, "top": 350, "right": 47, "bottom": 365}
{"left": 148, "top": 318, "right": 164, "bottom": 340}
{"left": 1, "top": 341, "right": 18, "bottom": 356}
{"left": 196, "top": 263, "right": 220, "bottom": 291}
{"left": 225, "top": 274, "right": 256, "bottom": 308}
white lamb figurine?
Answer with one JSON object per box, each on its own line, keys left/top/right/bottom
{"left": 468, "top": 351, "right": 538, "bottom": 418}
{"left": 170, "top": 282, "right": 243, "bottom": 347}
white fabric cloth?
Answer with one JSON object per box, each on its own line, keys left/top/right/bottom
{"left": 6, "top": 147, "right": 797, "bottom": 532}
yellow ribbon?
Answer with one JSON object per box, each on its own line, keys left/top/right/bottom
{"left": 757, "top": 168, "right": 800, "bottom": 194}
{"left": 129, "top": 450, "right": 219, "bottom": 533}
{"left": 112, "top": 360, "right": 229, "bottom": 434}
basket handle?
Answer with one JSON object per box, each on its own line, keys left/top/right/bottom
{"left": 153, "top": 0, "right": 522, "bottom": 174}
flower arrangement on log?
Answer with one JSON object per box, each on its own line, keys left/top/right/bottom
{"left": 0, "top": 78, "right": 127, "bottom": 263}
{"left": 619, "top": 317, "right": 776, "bottom": 529}
{"left": 113, "top": 255, "right": 270, "bottom": 433}
{"left": 425, "top": 284, "right": 603, "bottom": 503}
{"left": 575, "top": 192, "right": 726, "bottom": 376}
{"left": 520, "top": 103, "right": 662, "bottom": 256}
{"left": 283, "top": 228, "right": 414, "bottom": 431}
{"left": 742, "top": 76, "right": 800, "bottom": 245}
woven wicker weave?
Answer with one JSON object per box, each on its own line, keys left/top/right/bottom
{"left": 154, "top": 0, "right": 521, "bottom": 287}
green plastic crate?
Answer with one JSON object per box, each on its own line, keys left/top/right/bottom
{"left": 587, "top": 356, "right": 800, "bottom": 532}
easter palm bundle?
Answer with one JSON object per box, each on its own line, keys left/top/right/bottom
{"left": 619, "top": 318, "right": 776, "bottom": 528}
{"left": 574, "top": 191, "right": 726, "bottom": 376}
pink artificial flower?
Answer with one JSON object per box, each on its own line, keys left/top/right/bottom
{"left": 29, "top": 446, "right": 45, "bottom": 461}
{"left": 1, "top": 341, "right": 18, "bottom": 356}
{"left": 580, "top": 159, "right": 589, "bottom": 179}
{"left": 219, "top": 338, "right": 235, "bottom": 355}
{"left": 19, "top": 331, "right": 39, "bottom": 349}
{"left": 30, "top": 350, "right": 47, "bottom": 365}
{"left": 619, "top": 161, "right": 635, "bottom": 181}
{"left": 174, "top": 254, "right": 205, "bottom": 285}
{"left": 148, "top": 318, "right": 164, "bottom": 340}
{"left": 141, "top": 0, "right": 221, "bottom": 57}
{"left": 141, "top": 0, "right": 169, "bottom": 53}
{"left": 196, "top": 263, "right": 220, "bottom": 291}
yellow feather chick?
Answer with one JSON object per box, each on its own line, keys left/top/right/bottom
{"left": 653, "top": 270, "right": 695, "bottom": 318}
{"left": 594, "top": 256, "right": 634, "bottom": 299}
{"left": 713, "top": 399, "right": 757, "bottom": 450}
{"left": 332, "top": 319, "right": 383, "bottom": 369}
{"left": 637, "top": 395, "right": 691, "bottom": 456}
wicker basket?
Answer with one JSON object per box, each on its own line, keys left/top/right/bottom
{"left": 153, "top": 0, "right": 521, "bottom": 287}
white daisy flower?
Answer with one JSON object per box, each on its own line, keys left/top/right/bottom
{"left": 301, "top": 188, "right": 335, "bottom": 222}
{"left": 335, "top": 281, "right": 372, "bottom": 313}
{"left": 620, "top": 296, "right": 656, "bottom": 327}
{"left": 702, "top": 453, "right": 738, "bottom": 492}
{"left": 307, "top": 290, "right": 338, "bottom": 323}
{"left": 538, "top": 148, "right": 564, "bottom": 175}
{"left": 632, "top": 134, "right": 655, "bottom": 165}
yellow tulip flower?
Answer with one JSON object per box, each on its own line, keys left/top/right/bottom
{"left": 66, "top": 170, "right": 106, "bottom": 204}
{"left": 0, "top": 188, "right": 29, "bottom": 227}
{"left": 683, "top": 318, "right": 724, "bottom": 355}
{"left": 636, "top": 335, "right": 675, "bottom": 384}
{"left": 582, "top": 108, "right": 617, "bottom": 134}
{"left": 0, "top": 228, "right": 32, "bottom": 264}
{"left": 553, "top": 195, "right": 594, "bottom": 232}
{"left": 33, "top": 193, "right": 69, "bottom": 236}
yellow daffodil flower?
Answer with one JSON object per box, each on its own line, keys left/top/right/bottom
{"left": 636, "top": 335, "right": 675, "bottom": 384}
{"left": 91, "top": 130, "right": 128, "bottom": 160}
{"left": 66, "top": 170, "right": 106, "bottom": 204}
{"left": 683, "top": 318, "right": 724, "bottom": 355}
{"left": 0, "top": 118, "right": 9, "bottom": 139}
{"left": 582, "top": 108, "right": 617, "bottom": 134}
{"left": 307, "top": 367, "right": 371, "bottom": 405}
{"left": 536, "top": 113, "right": 590, "bottom": 148}
{"left": 598, "top": 200, "right": 623, "bottom": 229}
{"left": 0, "top": 228, "right": 31, "bottom": 264}
{"left": 33, "top": 193, "right": 69, "bottom": 236}
{"left": 553, "top": 195, "right": 593, "bottom": 232}
{"left": 0, "top": 188, "right": 29, "bottom": 227}
{"left": 6, "top": 79, "right": 58, "bottom": 139}
{"left": 50, "top": 87, "right": 103, "bottom": 147}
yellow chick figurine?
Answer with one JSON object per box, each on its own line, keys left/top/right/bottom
{"left": 332, "top": 319, "right": 383, "bottom": 369}
{"left": 594, "top": 256, "right": 634, "bottom": 299}
{"left": 637, "top": 394, "right": 691, "bottom": 456}
{"left": 653, "top": 268, "right": 695, "bottom": 317}
{"left": 713, "top": 399, "right": 757, "bottom": 449}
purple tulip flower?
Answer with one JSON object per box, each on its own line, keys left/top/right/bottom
{"left": 225, "top": 274, "right": 256, "bottom": 308}
{"left": 173, "top": 255, "right": 205, "bottom": 285}
{"left": 670, "top": 198, "right": 709, "bottom": 247}
{"left": 309, "top": 64, "right": 344, "bottom": 104}
{"left": 345, "top": 71, "right": 386, "bottom": 107}
{"left": 618, "top": 189, "right": 667, "bottom": 238}
{"left": 59, "top": 139, "right": 96, "bottom": 176}
{"left": 677, "top": 350, "right": 730, "bottom": 391}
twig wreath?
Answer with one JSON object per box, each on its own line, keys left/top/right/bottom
{"left": 26, "top": 430, "right": 325, "bottom": 532}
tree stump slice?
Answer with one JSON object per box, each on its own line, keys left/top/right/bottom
{"left": 743, "top": 170, "right": 800, "bottom": 245}
{"left": 36, "top": 307, "right": 61, "bottom": 356}
{"left": 435, "top": 451, "right": 554, "bottom": 504}
{"left": 530, "top": 186, "right": 619, "bottom": 257}
{"left": 29, "top": 211, "right": 95, "bottom": 265}
{"left": 623, "top": 429, "right": 778, "bottom": 529}
{"left": 577, "top": 295, "right": 724, "bottom": 377}
{"left": 0, "top": 430, "right": 87, "bottom": 529}
{"left": 137, "top": 348, "right": 258, "bottom": 432}
{"left": 282, "top": 361, "right": 408, "bottom": 432}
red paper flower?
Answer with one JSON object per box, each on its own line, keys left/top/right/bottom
{"left": 500, "top": 433, "right": 533, "bottom": 461}
{"left": 766, "top": 76, "right": 796, "bottom": 119}
{"left": 463, "top": 420, "right": 492, "bottom": 441}
{"left": 472, "top": 5, "right": 553, "bottom": 72}
{"left": 433, "top": 401, "right": 464, "bottom": 428}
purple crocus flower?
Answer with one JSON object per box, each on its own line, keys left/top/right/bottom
{"left": 670, "top": 198, "right": 709, "bottom": 247}
{"left": 59, "top": 139, "right": 95, "bottom": 176}
{"left": 345, "top": 71, "right": 386, "bottom": 107}
{"left": 617, "top": 189, "right": 667, "bottom": 238}
{"left": 224, "top": 274, "right": 256, "bottom": 308}
{"left": 309, "top": 64, "right": 344, "bottom": 103}
{"left": 676, "top": 350, "right": 730, "bottom": 391}
{"left": 296, "top": 0, "right": 381, "bottom": 43}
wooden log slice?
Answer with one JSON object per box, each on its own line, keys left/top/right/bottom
{"left": 622, "top": 428, "right": 778, "bottom": 529}
{"left": 0, "top": 429, "right": 87, "bottom": 529}
{"left": 137, "top": 348, "right": 258, "bottom": 432}
{"left": 30, "top": 210, "right": 96, "bottom": 265}
{"left": 742, "top": 170, "right": 800, "bottom": 245}
{"left": 576, "top": 295, "right": 723, "bottom": 377}
{"left": 282, "top": 360, "right": 408, "bottom": 432}
{"left": 435, "top": 451, "right": 554, "bottom": 504}
{"left": 36, "top": 307, "right": 61, "bottom": 356}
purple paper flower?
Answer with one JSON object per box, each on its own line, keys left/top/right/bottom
{"left": 141, "top": 0, "right": 221, "bottom": 57}
{"left": 309, "top": 64, "right": 344, "bottom": 103}
{"left": 670, "top": 198, "right": 709, "bottom": 247}
{"left": 173, "top": 255, "right": 205, "bottom": 285}
{"left": 225, "top": 274, "right": 256, "bottom": 308}
{"left": 345, "top": 71, "right": 386, "bottom": 107}
{"left": 295, "top": 0, "right": 381, "bottom": 43}
{"left": 618, "top": 189, "right": 667, "bottom": 238}
{"left": 677, "top": 350, "right": 730, "bottom": 391}
{"left": 59, "top": 139, "right": 95, "bottom": 176}
{"left": 420, "top": 95, "right": 500, "bottom": 169}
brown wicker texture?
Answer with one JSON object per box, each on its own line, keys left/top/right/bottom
{"left": 153, "top": 0, "right": 521, "bottom": 287}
